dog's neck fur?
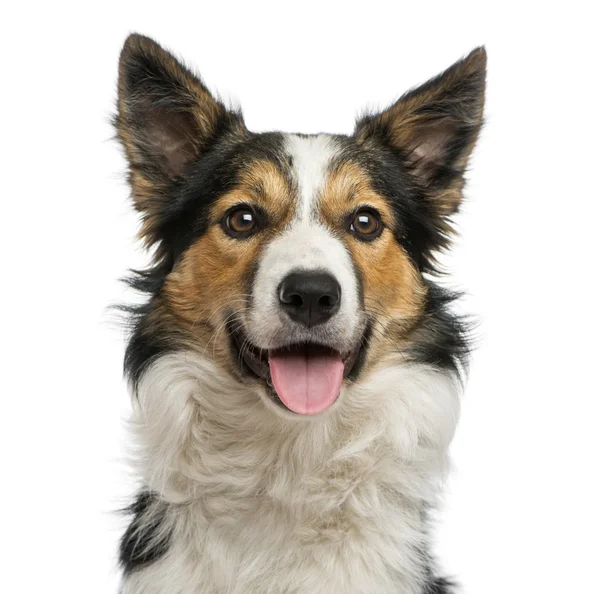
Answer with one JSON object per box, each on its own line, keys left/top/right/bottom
{"left": 121, "top": 352, "right": 460, "bottom": 594}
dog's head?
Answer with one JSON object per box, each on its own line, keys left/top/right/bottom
{"left": 116, "top": 35, "right": 485, "bottom": 418}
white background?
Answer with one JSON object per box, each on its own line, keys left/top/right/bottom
{"left": 1, "top": 1, "right": 598, "bottom": 592}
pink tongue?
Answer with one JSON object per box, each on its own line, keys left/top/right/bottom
{"left": 269, "top": 348, "right": 344, "bottom": 415}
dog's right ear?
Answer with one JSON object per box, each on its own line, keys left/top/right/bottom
{"left": 116, "top": 34, "right": 244, "bottom": 245}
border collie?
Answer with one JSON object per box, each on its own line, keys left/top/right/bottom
{"left": 114, "top": 34, "right": 486, "bottom": 594}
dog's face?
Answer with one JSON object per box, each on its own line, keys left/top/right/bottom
{"left": 117, "top": 35, "right": 485, "bottom": 418}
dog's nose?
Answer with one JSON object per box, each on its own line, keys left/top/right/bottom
{"left": 278, "top": 272, "right": 341, "bottom": 328}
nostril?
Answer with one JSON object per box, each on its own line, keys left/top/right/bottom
{"left": 279, "top": 284, "right": 304, "bottom": 307}
{"left": 287, "top": 293, "right": 303, "bottom": 307}
{"left": 318, "top": 294, "right": 337, "bottom": 308}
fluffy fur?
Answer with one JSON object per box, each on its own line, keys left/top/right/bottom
{"left": 114, "top": 33, "right": 485, "bottom": 594}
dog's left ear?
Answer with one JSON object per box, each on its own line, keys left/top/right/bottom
{"left": 355, "top": 47, "right": 486, "bottom": 215}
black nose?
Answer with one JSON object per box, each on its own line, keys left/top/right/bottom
{"left": 278, "top": 272, "right": 341, "bottom": 328}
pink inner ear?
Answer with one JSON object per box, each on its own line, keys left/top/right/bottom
{"left": 147, "top": 109, "right": 197, "bottom": 179}
{"left": 405, "top": 117, "right": 458, "bottom": 181}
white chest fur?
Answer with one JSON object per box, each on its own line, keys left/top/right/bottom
{"left": 121, "top": 353, "right": 460, "bottom": 594}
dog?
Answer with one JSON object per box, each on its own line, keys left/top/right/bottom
{"left": 114, "top": 33, "right": 485, "bottom": 594}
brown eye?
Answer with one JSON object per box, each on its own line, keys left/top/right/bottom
{"left": 224, "top": 207, "right": 259, "bottom": 238}
{"left": 349, "top": 209, "right": 382, "bottom": 241}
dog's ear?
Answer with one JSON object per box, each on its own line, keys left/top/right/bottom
{"left": 115, "top": 34, "right": 244, "bottom": 243}
{"left": 355, "top": 47, "right": 486, "bottom": 216}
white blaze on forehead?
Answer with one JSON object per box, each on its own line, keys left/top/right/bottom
{"left": 285, "top": 134, "right": 339, "bottom": 221}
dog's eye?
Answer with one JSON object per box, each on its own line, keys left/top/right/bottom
{"left": 349, "top": 209, "right": 382, "bottom": 241}
{"left": 224, "top": 207, "right": 259, "bottom": 238}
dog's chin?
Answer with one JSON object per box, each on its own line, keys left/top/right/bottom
{"left": 227, "top": 321, "right": 368, "bottom": 417}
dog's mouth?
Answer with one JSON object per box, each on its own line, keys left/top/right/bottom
{"left": 228, "top": 323, "right": 367, "bottom": 416}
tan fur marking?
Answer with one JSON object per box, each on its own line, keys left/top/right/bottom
{"left": 208, "top": 160, "right": 294, "bottom": 226}
{"left": 160, "top": 159, "right": 295, "bottom": 370}
{"left": 319, "top": 161, "right": 426, "bottom": 353}
{"left": 319, "top": 161, "right": 395, "bottom": 230}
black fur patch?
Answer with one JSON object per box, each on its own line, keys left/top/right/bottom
{"left": 346, "top": 322, "right": 373, "bottom": 382}
{"left": 424, "top": 576, "right": 455, "bottom": 593}
{"left": 407, "top": 281, "right": 472, "bottom": 377}
{"left": 119, "top": 491, "right": 172, "bottom": 574}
